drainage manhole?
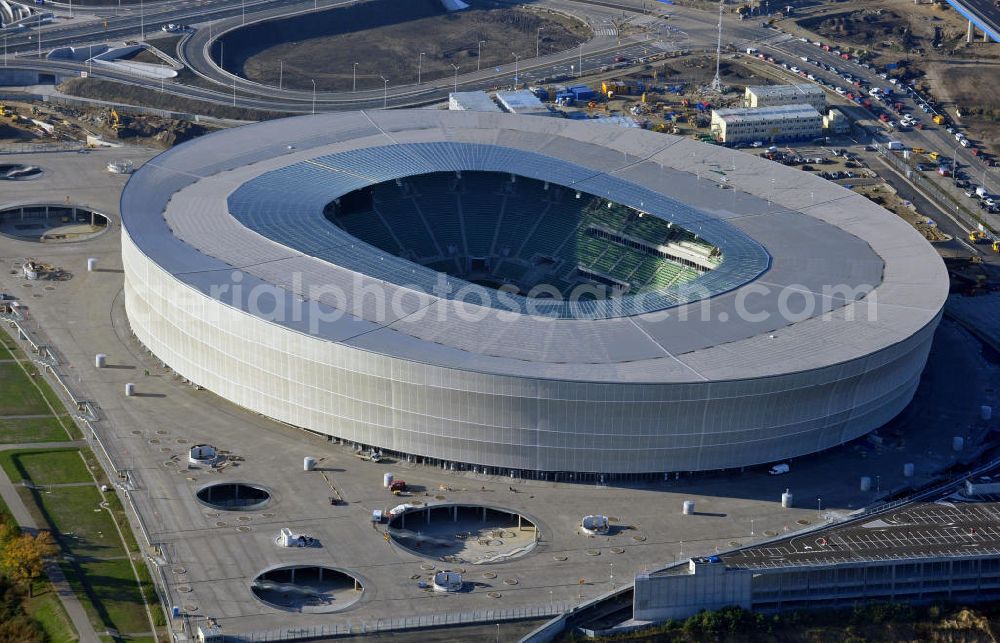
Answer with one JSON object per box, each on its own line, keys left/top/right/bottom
{"left": 156, "top": 430, "right": 168, "bottom": 435}
{"left": 236, "top": 526, "right": 252, "bottom": 533}
{"left": 176, "top": 438, "right": 187, "bottom": 444}
{"left": 796, "top": 519, "right": 811, "bottom": 525}
{"left": 171, "top": 566, "right": 186, "bottom": 575}
{"left": 729, "top": 541, "right": 740, "bottom": 547}
{"left": 183, "top": 603, "right": 198, "bottom": 612}
{"left": 632, "top": 535, "right": 646, "bottom": 542}
{"left": 149, "top": 439, "right": 160, "bottom": 444}
{"left": 420, "top": 563, "right": 435, "bottom": 571}
{"left": 160, "top": 447, "right": 172, "bottom": 453}
{"left": 163, "top": 461, "right": 176, "bottom": 467}
{"left": 586, "top": 549, "right": 601, "bottom": 556}
{"left": 611, "top": 547, "right": 625, "bottom": 554}
{"left": 44, "top": 286, "right": 55, "bottom": 291}
{"left": 196, "top": 482, "right": 271, "bottom": 511}
{"left": 262, "top": 512, "right": 275, "bottom": 518}
{"left": 215, "top": 521, "right": 228, "bottom": 527}
{"left": 553, "top": 555, "right": 568, "bottom": 561}
{"left": 237, "top": 516, "right": 252, "bottom": 522}
{"left": 765, "top": 530, "right": 778, "bottom": 536}
{"left": 435, "top": 495, "right": 446, "bottom": 500}
{"left": 488, "top": 591, "right": 501, "bottom": 598}
{"left": 482, "top": 571, "right": 497, "bottom": 579}
{"left": 131, "top": 430, "right": 142, "bottom": 435}
{"left": 204, "top": 512, "right": 219, "bottom": 518}
{"left": 177, "top": 585, "right": 192, "bottom": 593}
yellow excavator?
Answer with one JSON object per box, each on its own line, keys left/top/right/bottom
{"left": 109, "top": 108, "right": 122, "bottom": 132}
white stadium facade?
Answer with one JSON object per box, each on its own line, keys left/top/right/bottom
{"left": 120, "top": 110, "right": 948, "bottom": 477}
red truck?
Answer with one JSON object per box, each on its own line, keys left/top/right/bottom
{"left": 390, "top": 480, "right": 407, "bottom": 494}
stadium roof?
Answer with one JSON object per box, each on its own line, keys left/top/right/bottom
{"left": 120, "top": 110, "right": 948, "bottom": 384}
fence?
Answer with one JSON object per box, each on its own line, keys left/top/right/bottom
{"left": 871, "top": 141, "right": 1000, "bottom": 233}
{"left": 238, "top": 603, "right": 574, "bottom": 642}
{"left": 0, "top": 310, "right": 174, "bottom": 638}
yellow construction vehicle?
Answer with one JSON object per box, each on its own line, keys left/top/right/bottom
{"left": 969, "top": 230, "right": 989, "bottom": 243}
{"left": 927, "top": 151, "right": 939, "bottom": 161}
{"left": 932, "top": 114, "right": 945, "bottom": 125}
{"left": 110, "top": 109, "right": 122, "bottom": 131}
{"left": 993, "top": 240, "right": 1000, "bottom": 254}
{"left": 911, "top": 147, "right": 926, "bottom": 154}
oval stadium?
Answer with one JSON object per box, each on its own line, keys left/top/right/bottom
{"left": 120, "top": 110, "right": 948, "bottom": 476}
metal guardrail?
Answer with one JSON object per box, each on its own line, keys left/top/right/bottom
{"left": 0, "top": 312, "right": 175, "bottom": 639}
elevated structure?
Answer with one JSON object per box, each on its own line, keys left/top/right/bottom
{"left": 711, "top": 104, "right": 823, "bottom": 145}
{"left": 120, "top": 110, "right": 947, "bottom": 476}
{"left": 744, "top": 84, "right": 826, "bottom": 113}
{"left": 495, "top": 89, "right": 551, "bottom": 116}
{"left": 448, "top": 91, "right": 501, "bottom": 113}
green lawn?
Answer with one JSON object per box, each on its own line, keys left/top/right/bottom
{"left": 23, "top": 590, "right": 77, "bottom": 642}
{"left": 0, "top": 416, "right": 73, "bottom": 444}
{"left": 0, "top": 448, "right": 92, "bottom": 485}
{"left": 33, "top": 485, "right": 122, "bottom": 560}
{"left": 0, "top": 362, "right": 52, "bottom": 416}
{"left": 61, "top": 558, "right": 152, "bottom": 637}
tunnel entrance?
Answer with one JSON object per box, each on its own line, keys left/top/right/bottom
{"left": 387, "top": 504, "right": 538, "bottom": 564}
{"left": 0, "top": 205, "right": 110, "bottom": 242}
{"left": 251, "top": 565, "right": 364, "bottom": 613}
{"left": 196, "top": 482, "right": 271, "bottom": 511}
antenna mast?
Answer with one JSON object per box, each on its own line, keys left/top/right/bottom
{"left": 711, "top": 0, "right": 724, "bottom": 91}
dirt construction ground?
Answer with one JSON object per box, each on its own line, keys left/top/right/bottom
{"left": 224, "top": 0, "right": 590, "bottom": 91}
{"left": 924, "top": 62, "right": 1000, "bottom": 155}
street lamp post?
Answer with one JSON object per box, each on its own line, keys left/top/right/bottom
{"left": 140, "top": 0, "right": 144, "bottom": 41}
{"left": 512, "top": 53, "right": 519, "bottom": 85}
{"left": 418, "top": 52, "right": 424, "bottom": 85}
{"left": 278, "top": 60, "right": 283, "bottom": 90}
{"left": 817, "top": 497, "right": 822, "bottom": 519}
{"left": 380, "top": 75, "right": 388, "bottom": 109}
{"left": 477, "top": 40, "right": 485, "bottom": 72}
{"left": 578, "top": 43, "right": 583, "bottom": 77}
{"left": 353, "top": 62, "right": 358, "bottom": 93}
{"left": 242, "top": 0, "right": 245, "bottom": 25}
{"left": 451, "top": 64, "right": 459, "bottom": 93}
{"left": 311, "top": 79, "right": 316, "bottom": 114}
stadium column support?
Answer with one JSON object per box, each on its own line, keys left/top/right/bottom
{"left": 453, "top": 506, "right": 458, "bottom": 522}
{"left": 967, "top": 20, "right": 973, "bottom": 43}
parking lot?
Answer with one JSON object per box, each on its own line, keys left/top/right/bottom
{"left": 726, "top": 491, "right": 1000, "bottom": 570}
